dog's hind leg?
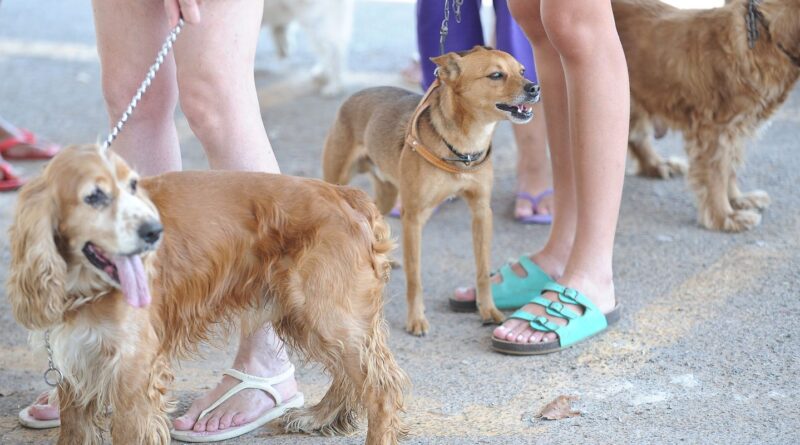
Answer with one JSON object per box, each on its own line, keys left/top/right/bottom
{"left": 283, "top": 368, "right": 361, "bottom": 436}
{"left": 628, "top": 105, "right": 686, "bottom": 179}
{"left": 686, "top": 131, "right": 761, "bottom": 232}
{"left": 322, "top": 121, "right": 363, "bottom": 186}
{"left": 726, "top": 138, "right": 771, "bottom": 212}
{"left": 370, "top": 171, "right": 399, "bottom": 215}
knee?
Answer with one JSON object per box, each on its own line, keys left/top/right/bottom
{"left": 177, "top": 68, "right": 245, "bottom": 139}
{"left": 507, "top": 0, "right": 547, "bottom": 44}
{"left": 540, "top": 8, "right": 606, "bottom": 61}
{"left": 100, "top": 65, "right": 176, "bottom": 124}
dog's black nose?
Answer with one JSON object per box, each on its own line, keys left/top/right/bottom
{"left": 524, "top": 83, "right": 541, "bottom": 97}
{"left": 138, "top": 221, "right": 163, "bottom": 245}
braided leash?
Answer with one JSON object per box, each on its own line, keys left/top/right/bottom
{"left": 439, "top": 0, "right": 464, "bottom": 55}
{"left": 100, "top": 18, "right": 185, "bottom": 152}
{"left": 41, "top": 20, "right": 186, "bottom": 389}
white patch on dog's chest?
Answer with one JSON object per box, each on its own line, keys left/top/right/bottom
{"left": 48, "top": 312, "right": 140, "bottom": 407}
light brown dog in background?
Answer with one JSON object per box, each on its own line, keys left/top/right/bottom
{"left": 322, "top": 46, "right": 540, "bottom": 335}
{"left": 614, "top": 0, "right": 800, "bottom": 231}
{"left": 7, "top": 145, "right": 408, "bottom": 445}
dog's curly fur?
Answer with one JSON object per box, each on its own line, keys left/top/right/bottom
{"left": 7, "top": 145, "right": 408, "bottom": 444}
{"left": 614, "top": 0, "right": 800, "bottom": 231}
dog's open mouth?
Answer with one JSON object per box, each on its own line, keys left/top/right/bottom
{"left": 82, "top": 242, "right": 152, "bottom": 308}
{"left": 496, "top": 103, "right": 534, "bottom": 123}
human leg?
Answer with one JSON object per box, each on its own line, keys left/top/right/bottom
{"left": 174, "top": 0, "right": 278, "bottom": 173}
{"left": 92, "top": 0, "right": 182, "bottom": 175}
{"left": 451, "top": 0, "right": 570, "bottom": 305}
{"left": 169, "top": 2, "right": 291, "bottom": 433}
{"left": 493, "top": 0, "right": 628, "bottom": 348}
{"left": 493, "top": 0, "right": 553, "bottom": 222}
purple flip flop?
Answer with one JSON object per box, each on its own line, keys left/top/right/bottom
{"left": 515, "top": 190, "right": 553, "bottom": 224}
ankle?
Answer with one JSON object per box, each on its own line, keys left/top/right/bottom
{"left": 232, "top": 355, "right": 293, "bottom": 378}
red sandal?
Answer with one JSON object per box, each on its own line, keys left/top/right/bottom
{"left": 0, "top": 161, "right": 25, "bottom": 192}
{"left": 0, "top": 128, "right": 61, "bottom": 160}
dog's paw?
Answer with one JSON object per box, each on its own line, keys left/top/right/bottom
{"left": 478, "top": 306, "right": 505, "bottom": 325}
{"left": 705, "top": 209, "right": 762, "bottom": 232}
{"left": 731, "top": 190, "right": 771, "bottom": 211}
{"left": 405, "top": 316, "right": 430, "bottom": 337}
{"left": 638, "top": 157, "right": 687, "bottom": 179}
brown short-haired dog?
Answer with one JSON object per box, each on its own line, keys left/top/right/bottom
{"left": 322, "top": 46, "right": 540, "bottom": 335}
{"left": 614, "top": 0, "right": 800, "bottom": 231}
{"left": 7, "top": 145, "right": 408, "bottom": 445}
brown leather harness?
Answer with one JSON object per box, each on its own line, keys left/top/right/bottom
{"left": 403, "top": 78, "right": 492, "bottom": 174}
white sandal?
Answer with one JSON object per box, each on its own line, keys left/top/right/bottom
{"left": 170, "top": 365, "right": 304, "bottom": 443}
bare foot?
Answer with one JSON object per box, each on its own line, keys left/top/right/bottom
{"left": 514, "top": 177, "right": 554, "bottom": 221}
{"left": 492, "top": 274, "right": 616, "bottom": 345}
{"left": 172, "top": 362, "right": 298, "bottom": 433}
{"left": 27, "top": 391, "right": 59, "bottom": 420}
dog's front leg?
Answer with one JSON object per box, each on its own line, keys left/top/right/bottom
{"left": 402, "top": 205, "right": 435, "bottom": 336}
{"left": 58, "top": 383, "right": 102, "bottom": 445}
{"left": 464, "top": 189, "right": 504, "bottom": 325}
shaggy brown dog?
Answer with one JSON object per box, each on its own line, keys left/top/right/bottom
{"left": 7, "top": 145, "right": 408, "bottom": 444}
{"left": 614, "top": 0, "right": 800, "bottom": 231}
{"left": 322, "top": 46, "right": 540, "bottom": 335}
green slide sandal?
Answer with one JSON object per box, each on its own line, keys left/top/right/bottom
{"left": 449, "top": 255, "right": 552, "bottom": 312}
{"left": 491, "top": 282, "right": 621, "bottom": 355}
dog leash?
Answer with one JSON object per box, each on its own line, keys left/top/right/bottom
{"left": 404, "top": 78, "right": 491, "bottom": 174}
{"left": 40, "top": 20, "right": 186, "bottom": 389}
{"left": 100, "top": 19, "right": 185, "bottom": 152}
{"left": 439, "top": 0, "right": 464, "bottom": 55}
{"left": 745, "top": 0, "right": 800, "bottom": 67}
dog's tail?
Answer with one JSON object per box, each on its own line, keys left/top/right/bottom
{"left": 336, "top": 186, "right": 394, "bottom": 282}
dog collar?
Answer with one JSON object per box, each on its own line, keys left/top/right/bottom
{"left": 442, "top": 138, "right": 491, "bottom": 167}
{"left": 746, "top": 0, "right": 800, "bottom": 67}
{"left": 404, "top": 78, "right": 492, "bottom": 174}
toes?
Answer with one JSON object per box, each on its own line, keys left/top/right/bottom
{"left": 218, "top": 411, "right": 235, "bottom": 430}
{"left": 232, "top": 412, "right": 248, "bottom": 427}
{"left": 516, "top": 328, "right": 535, "bottom": 344}
{"left": 453, "top": 286, "right": 475, "bottom": 302}
{"left": 173, "top": 402, "right": 205, "bottom": 431}
{"left": 507, "top": 322, "right": 530, "bottom": 341}
{"left": 530, "top": 330, "right": 545, "bottom": 343}
{"left": 192, "top": 414, "right": 210, "bottom": 432}
{"left": 205, "top": 412, "right": 222, "bottom": 432}
{"left": 493, "top": 318, "right": 522, "bottom": 339}
{"left": 29, "top": 403, "right": 59, "bottom": 420}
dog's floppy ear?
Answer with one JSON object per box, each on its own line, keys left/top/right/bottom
{"left": 7, "top": 175, "right": 68, "bottom": 330}
{"left": 430, "top": 51, "right": 462, "bottom": 83}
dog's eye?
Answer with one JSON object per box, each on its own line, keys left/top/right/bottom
{"left": 488, "top": 72, "right": 505, "bottom": 80}
{"left": 520, "top": 68, "right": 526, "bottom": 77}
{"left": 130, "top": 179, "right": 138, "bottom": 194}
{"left": 84, "top": 188, "right": 109, "bottom": 208}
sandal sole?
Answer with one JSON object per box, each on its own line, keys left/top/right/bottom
{"left": 491, "top": 304, "right": 622, "bottom": 356}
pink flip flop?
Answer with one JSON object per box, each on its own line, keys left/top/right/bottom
{"left": 515, "top": 190, "right": 553, "bottom": 225}
{"left": 0, "top": 161, "right": 25, "bottom": 192}
{"left": 0, "top": 128, "right": 61, "bottom": 160}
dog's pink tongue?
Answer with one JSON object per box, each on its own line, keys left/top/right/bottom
{"left": 113, "top": 255, "right": 151, "bottom": 308}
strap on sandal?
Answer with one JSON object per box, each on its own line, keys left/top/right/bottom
{"left": 507, "top": 282, "right": 608, "bottom": 348}
{"left": 197, "top": 364, "right": 295, "bottom": 420}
